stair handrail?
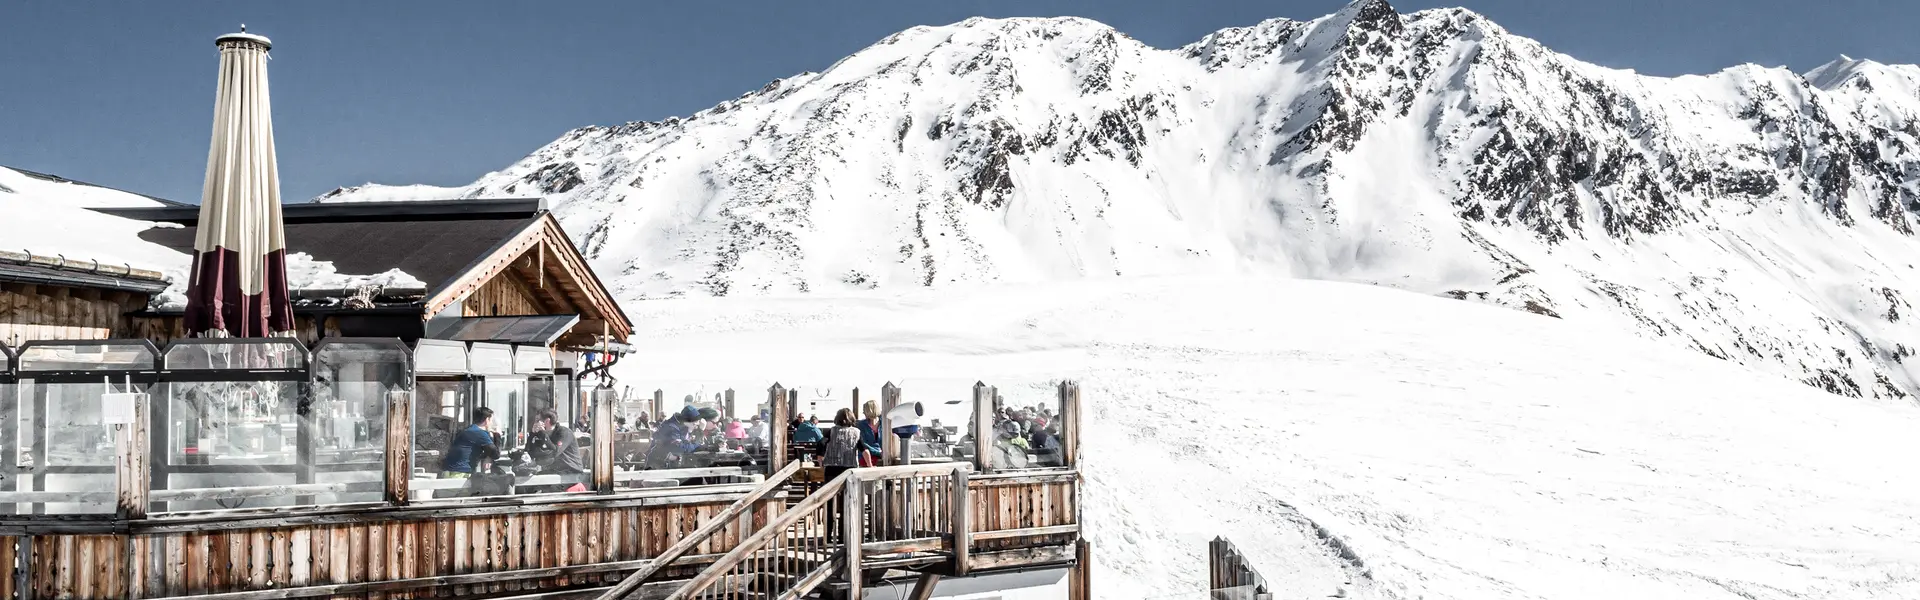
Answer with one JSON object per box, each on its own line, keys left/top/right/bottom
{"left": 665, "top": 469, "right": 858, "bottom": 600}
{"left": 596, "top": 461, "right": 803, "bottom": 600}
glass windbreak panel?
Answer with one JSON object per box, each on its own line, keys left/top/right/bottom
{"left": 992, "top": 381, "right": 1067, "bottom": 469}
{"left": 0, "top": 375, "right": 15, "bottom": 513}
{"left": 414, "top": 340, "right": 468, "bottom": 375}
{"left": 18, "top": 342, "right": 156, "bottom": 371}
{"left": 14, "top": 380, "right": 151, "bottom": 514}
{"left": 166, "top": 380, "right": 300, "bottom": 466}
{"left": 414, "top": 376, "right": 478, "bottom": 481}
{"left": 468, "top": 343, "right": 513, "bottom": 377}
{"left": 164, "top": 340, "right": 307, "bottom": 370}
{"left": 899, "top": 378, "right": 990, "bottom": 465}
{"left": 311, "top": 341, "right": 407, "bottom": 478}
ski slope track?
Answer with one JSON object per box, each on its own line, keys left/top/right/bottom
{"left": 615, "top": 276, "right": 1920, "bottom": 599}
{"left": 325, "top": 0, "right": 1920, "bottom": 403}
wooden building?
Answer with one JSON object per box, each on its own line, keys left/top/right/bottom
{"left": 0, "top": 251, "right": 171, "bottom": 347}
{"left": 93, "top": 198, "right": 632, "bottom": 353}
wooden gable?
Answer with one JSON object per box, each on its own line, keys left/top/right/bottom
{"left": 425, "top": 214, "right": 632, "bottom": 349}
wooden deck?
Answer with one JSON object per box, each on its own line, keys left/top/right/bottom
{"left": 0, "top": 467, "right": 1080, "bottom": 599}
{"left": 0, "top": 382, "right": 1090, "bottom": 600}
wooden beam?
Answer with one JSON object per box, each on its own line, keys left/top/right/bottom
{"left": 972, "top": 382, "right": 994, "bottom": 474}
{"left": 906, "top": 573, "right": 942, "bottom": 600}
{"left": 768, "top": 383, "right": 789, "bottom": 474}
{"left": 949, "top": 467, "right": 970, "bottom": 576}
{"left": 881, "top": 383, "right": 901, "bottom": 466}
{"left": 843, "top": 472, "right": 863, "bottom": 598}
{"left": 594, "top": 388, "right": 616, "bottom": 494}
{"left": 114, "top": 392, "right": 150, "bottom": 519}
{"left": 1060, "top": 381, "right": 1081, "bottom": 468}
{"left": 969, "top": 524, "right": 1080, "bottom": 541}
{"left": 966, "top": 544, "right": 1076, "bottom": 571}
{"left": 651, "top": 390, "right": 664, "bottom": 424}
{"left": 1070, "top": 540, "right": 1091, "bottom": 600}
{"left": 383, "top": 390, "right": 411, "bottom": 505}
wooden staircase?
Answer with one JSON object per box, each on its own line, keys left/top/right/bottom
{"left": 593, "top": 463, "right": 972, "bottom": 600}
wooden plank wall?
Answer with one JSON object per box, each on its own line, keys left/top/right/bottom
{"left": 126, "top": 315, "right": 330, "bottom": 348}
{"left": 967, "top": 473, "right": 1079, "bottom": 553}
{"left": 24, "top": 498, "right": 779, "bottom": 600}
{"left": 0, "top": 283, "right": 144, "bottom": 346}
{"left": 461, "top": 272, "right": 543, "bottom": 318}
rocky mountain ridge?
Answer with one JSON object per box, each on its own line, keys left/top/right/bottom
{"left": 322, "top": 0, "right": 1920, "bottom": 401}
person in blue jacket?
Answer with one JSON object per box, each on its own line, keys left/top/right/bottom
{"left": 645, "top": 406, "right": 701, "bottom": 469}
{"left": 855, "top": 401, "right": 884, "bottom": 459}
{"left": 441, "top": 406, "right": 499, "bottom": 478}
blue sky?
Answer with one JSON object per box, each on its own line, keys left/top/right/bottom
{"left": 2, "top": 0, "right": 1913, "bottom": 204}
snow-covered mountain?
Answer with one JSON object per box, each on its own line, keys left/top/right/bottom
{"left": 320, "top": 0, "right": 1920, "bottom": 402}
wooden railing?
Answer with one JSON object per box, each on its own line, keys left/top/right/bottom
{"left": 594, "top": 461, "right": 800, "bottom": 600}
{"left": 1208, "top": 536, "right": 1271, "bottom": 600}
{"left": 652, "top": 463, "right": 974, "bottom": 600}
{"left": 664, "top": 472, "right": 850, "bottom": 600}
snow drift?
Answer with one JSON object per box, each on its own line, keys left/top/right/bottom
{"left": 614, "top": 275, "right": 1920, "bottom": 599}
{"left": 322, "top": 0, "right": 1920, "bottom": 402}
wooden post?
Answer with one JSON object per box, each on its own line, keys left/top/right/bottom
{"left": 972, "top": 382, "right": 994, "bottom": 473}
{"left": 1060, "top": 380, "right": 1081, "bottom": 468}
{"left": 115, "top": 392, "right": 150, "bottom": 519}
{"left": 906, "top": 573, "right": 942, "bottom": 600}
{"left": 949, "top": 466, "right": 970, "bottom": 576}
{"left": 383, "top": 390, "right": 412, "bottom": 506}
{"left": 881, "top": 382, "right": 901, "bottom": 466}
{"left": 1069, "top": 539, "right": 1092, "bottom": 600}
{"left": 850, "top": 387, "right": 860, "bottom": 422}
{"left": 651, "top": 389, "right": 663, "bottom": 424}
{"left": 723, "top": 389, "right": 735, "bottom": 420}
{"left": 768, "top": 383, "right": 789, "bottom": 474}
{"left": 843, "top": 472, "right": 864, "bottom": 597}
{"left": 593, "top": 388, "right": 615, "bottom": 494}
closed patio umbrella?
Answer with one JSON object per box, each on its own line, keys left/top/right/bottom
{"left": 183, "top": 27, "right": 293, "bottom": 338}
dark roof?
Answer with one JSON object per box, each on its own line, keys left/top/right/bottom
{"left": 96, "top": 198, "right": 548, "bottom": 299}
{"left": 0, "top": 259, "right": 172, "bottom": 294}
{"left": 426, "top": 315, "right": 581, "bottom": 346}
{"left": 136, "top": 216, "right": 540, "bottom": 297}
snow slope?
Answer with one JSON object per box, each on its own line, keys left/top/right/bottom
{"left": 614, "top": 275, "right": 1920, "bottom": 599}
{"left": 321, "top": 0, "right": 1920, "bottom": 402}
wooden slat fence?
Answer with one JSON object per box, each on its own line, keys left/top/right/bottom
{"left": 6, "top": 488, "right": 781, "bottom": 600}
{"left": 1208, "top": 536, "right": 1271, "bottom": 600}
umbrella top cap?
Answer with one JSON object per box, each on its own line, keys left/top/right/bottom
{"left": 215, "top": 25, "right": 271, "bottom": 50}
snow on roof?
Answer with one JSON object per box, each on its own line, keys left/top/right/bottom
{"left": 1, "top": 166, "right": 437, "bottom": 309}
{"left": 0, "top": 166, "right": 191, "bottom": 281}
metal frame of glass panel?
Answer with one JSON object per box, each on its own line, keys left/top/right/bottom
{"left": 0, "top": 344, "right": 12, "bottom": 505}
{"left": 11, "top": 339, "right": 162, "bottom": 514}
{"left": 155, "top": 338, "right": 312, "bottom": 511}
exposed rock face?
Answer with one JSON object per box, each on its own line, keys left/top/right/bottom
{"left": 323, "top": 0, "right": 1920, "bottom": 401}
